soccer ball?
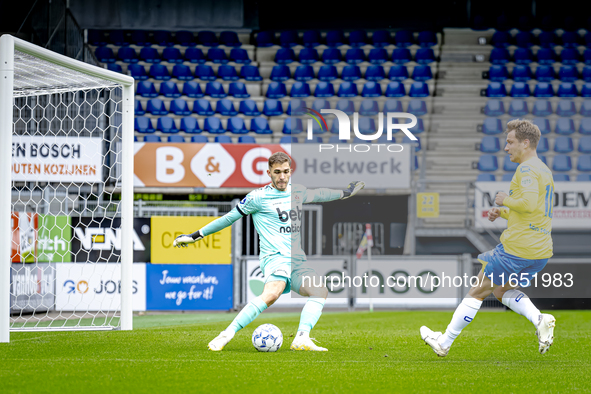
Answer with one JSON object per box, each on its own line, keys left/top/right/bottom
{"left": 252, "top": 324, "right": 283, "bottom": 352}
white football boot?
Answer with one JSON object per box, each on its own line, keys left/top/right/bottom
{"left": 207, "top": 330, "right": 235, "bottom": 351}
{"left": 536, "top": 314, "right": 556, "bottom": 354}
{"left": 290, "top": 332, "right": 328, "bottom": 352}
{"left": 420, "top": 326, "right": 450, "bottom": 357}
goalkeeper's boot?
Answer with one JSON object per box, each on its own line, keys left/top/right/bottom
{"left": 208, "top": 330, "right": 235, "bottom": 351}
{"left": 420, "top": 326, "right": 450, "bottom": 357}
{"left": 536, "top": 314, "right": 556, "bottom": 354}
{"left": 290, "top": 332, "right": 328, "bottom": 352}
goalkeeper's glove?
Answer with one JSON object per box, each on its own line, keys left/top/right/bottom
{"left": 341, "top": 181, "right": 365, "bottom": 199}
{"left": 173, "top": 230, "right": 203, "bottom": 248}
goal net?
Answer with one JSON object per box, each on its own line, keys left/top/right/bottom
{"left": 0, "top": 35, "right": 135, "bottom": 341}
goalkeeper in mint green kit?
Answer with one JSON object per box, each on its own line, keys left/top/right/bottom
{"left": 173, "top": 152, "right": 364, "bottom": 351}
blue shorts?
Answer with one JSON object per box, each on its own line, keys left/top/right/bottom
{"left": 261, "top": 254, "right": 319, "bottom": 295}
{"left": 478, "top": 244, "right": 548, "bottom": 287}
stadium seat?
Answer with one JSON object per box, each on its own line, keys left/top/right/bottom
{"left": 280, "top": 30, "right": 299, "bottom": 47}
{"left": 191, "top": 135, "right": 209, "bottom": 143}
{"left": 170, "top": 99, "right": 191, "bottom": 116}
{"left": 136, "top": 81, "right": 158, "bottom": 98}
{"left": 512, "top": 65, "right": 532, "bottom": 82}
{"left": 345, "top": 48, "right": 366, "bottom": 64}
{"left": 556, "top": 100, "right": 576, "bottom": 117}
{"left": 407, "top": 99, "right": 428, "bottom": 116}
{"left": 162, "top": 47, "right": 183, "bottom": 63}
{"left": 515, "top": 31, "right": 533, "bottom": 48}
{"left": 501, "top": 173, "right": 514, "bottom": 182}
{"left": 581, "top": 101, "right": 591, "bottom": 117}
{"left": 194, "top": 99, "right": 215, "bottom": 116}
{"left": 95, "top": 46, "right": 116, "bottom": 63}
{"left": 182, "top": 81, "right": 204, "bottom": 98}
{"left": 146, "top": 99, "right": 167, "bottom": 115}
{"left": 215, "top": 136, "right": 232, "bottom": 143}
{"left": 149, "top": 64, "right": 170, "bottom": 80}
{"left": 256, "top": 31, "right": 275, "bottom": 47}
{"left": 580, "top": 117, "right": 591, "bottom": 136}
{"left": 577, "top": 155, "right": 591, "bottom": 171}
{"left": 139, "top": 47, "right": 160, "bottom": 63}
{"left": 560, "top": 48, "right": 579, "bottom": 65}
{"left": 128, "top": 64, "right": 148, "bottom": 80}
{"left": 356, "top": 117, "right": 377, "bottom": 134}
{"left": 482, "top": 118, "right": 503, "bottom": 135}
{"left": 558, "top": 66, "right": 578, "bottom": 82}
{"left": 503, "top": 155, "right": 519, "bottom": 171}
{"left": 204, "top": 117, "right": 225, "bottom": 134}
{"left": 326, "top": 30, "right": 345, "bottom": 47}
{"left": 157, "top": 117, "right": 179, "bottom": 133}
{"left": 514, "top": 48, "right": 534, "bottom": 65}
{"left": 337, "top": 82, "right": 358, "bottom": 97}
{"left": 532, "top": 100, "right": 552, "bottom": 116}
{"left": 389, "top": 65, "right": 409, "bottom": 81}
{"left": 480, "top": 136, "right": 501, "bottom": 153}
{"left": 88, "top": 30, "right": 107, "bottom": 46}
{"left": 554, "top": 136, "right": 574, "bottom": 153}
{"left": 561, "top": 31, "right": 579, "bottom": 48}
{"left": 291, "top": 82, "right": 311, "bottom": 97}
{"left": 218, "top": 65, "right": 239, "bottom": 81}
{"left": 299, "top": 48, "right": 319, "bottom": 64}
{"left": 534, "top": 65, "right": 555, "bottom": 82}
{"left": 153, "top": 30, "right": 174, "bottom": 47}
{"left": 359, "top": 100, "right": 379, "bottom": 116}
{"left": 533, "top": 118, "right": 551, "bottom": 135}
{"left": 477, "top": 173, "right": 496, "bottom": 182}
{"left": 180, "top": 117, "right": 200, "bottom": 133}
{"left": 144, "top": 135, "right": 161, "bottom": 143}
{"left": 411, "top": 65, "right": 433, "bottom": 81}
{"left": 117, "top": 47, "right": 137, "bottom": 63}
{"left": 537, "top": 137, "right": 549, "bottom": 153}
{"left": 315, "top": 82, "right": 335, "bottom": 97}
{"left": 555, "top": 118, "right": 575, "bottom": 135}
{"left": 582, "top": 67, "right": 591, "bottom": 82}
{"left": 229, "top": 48, "right": 250, "bottom": 64}
{"left": 579, "top": 136, "right": 591, "bottom": 153}
{"left": 227, "top": 117, "right": 248, "bottom": 134}
{"left": 172, "top": 64, "right": 194, "bottom": 81}
{"left": 361, "top": 82, "right": 382, "bottom": 97}
{"left": 577, "top": 174, "right": 591, "bottom": 181}
{"left": 266, "top": 82, "right": 287, "bottom": 98}
{"left": 510, "top": 82, "right": 531, "bottom": 97}
{"left": 167, "top": 135, "right": 185, "bottom": 143}
{"left": 250, "top": 117, "right": 272, "bottom": 134}
{"left": 109, "top": 30, "right": 128, "bottom": 46}
{"left": 312, "top": 99, "right": 331, "bottom": 112}
{"left": 322, "top": 48, "right": 342, "bottom": 64}
{"left": 303, "top": 30, "right": 322, "bottom": 47}
{"left": 216, "top": 99, "right": 238, "bottom": 116}
{"left": 207, "top": 48, "right": 228, "bottom": 64}
{"left": 372, "top": 30, "right": 391, "bottom": 47}
{"left": 491, "top": 31, "right": 511, "bottom": 47}
{"left": 385, "top": 82, "right": 406, "bottom": 97}
{"left": 409, "top": 82, "right": 429, "bottom": 97}
{"left": 538, "top": 31, "right": 556, "bottom": 47}
{"left": 220, "top": 31, "right": 241, "bottom": 47}
{"left": 270, "top": 65, "right": 291, "bottom": 82}
{"left": 134, "top": 100, "right": 145, "bottom": 116}
{"left": 286, "top": 99, "right": 307, "bottom": 116}
{"left": 508, "top": 100, "right": 529, "bottom": 116}
{"left": 262, "top": 99, "right": 284, "bottom": 116}
{"left": 490, "top": 48, "right": 510, "bottom": 65}
{"left": 534, "top": 83, "right": 554, "bottom": 97}
{"left": 282, "top": 118, "right": 303, "bottom": 134}
{"left": 306, "top": 136, "right": 323, "bottom": 143}
{"left": 552, "top": 174, "right": 570, "bottom": 182}
{"left": 342, "top": 65, "right": 362, "bottom": 81}
{"left": 408, "top": 117, "right": 425, "bottom": 134}
{"left": 478, "top": 155, "right": 499, "bottom": 171}
{"left": 557, "top": 83, "right": 578, "bottom": 97}
{"left": 366, "top": 65, "right": 386, "bottom": 81}
{"left": 395, "top": 30, "right": 414, "bottom": 47}
{"left": 195, "top": 65, "right": 216, "bottom": 81}
{"left": 330, "top": 120, "right": 341, "bottom": 134}
{"left": 318, "top": 65, "right": 338, "bottom": 81}
{"left": 336, "top": 99, "right": 355, "bottom": 115}
{"left": 402, "top": 136, "right": 421, "bottom": 151}
{"left": 392, "top": 48, "right": 412, "bottom": 64}
{"left": 553, "top": 155, "right": 572, "bottom": 171}
{"left": 205, "top": 82, "right": 227, "bottom": 98}
{"left": 294, "top": 65, "right": 315, "bottom": 81}
{"left": 275, "top": 48, "right": 296, "bottom": 64}
{"left": 240, "top": 65, "right": 262, "bottom": 81}
{"left": 329, "top": 135, "right": 348, "bottom": 143}
{"left": 134, "top": 116, "right": 155, "bottom": 133}
{"left": 238, "top": 135, "right": 256, "bottom": 143}
{"left": 198, "top": 31, "right": 218, "bottom": 47}
{"left": 581, "top": 83, "right": 591, "bottom": 97}
{"left": 175, "top": 31, "right": 195, "bottom": 46}
{"left": 585, "top": 49, "right": 591, "bottom": 65}
{"left": 483, "top": 100, "right": 505, "bottom": 116}
{"left": 486, "top": 82, "right": 507, "bottom": 97}
{"left": 536, "top": 48, "right": 555, "bottom": 65}
{"left": 239, "top": 100, "right": 261, "bottom": 116}
{"left": 280, "top": 136, "right": 299, "bottom": 143}
{"left": 488, "top": 65, "right": 509, "bottom": 82}
{"left": 229, "top": 82, "right": 249, "bottom": 98}
{"left": 418, "top": 31, "right": 437, "bottom": 47}
{"left": 348, "top": 30, "right": 367, "bottom": 47}
{"left": 185, "top": 47, "right": 206, "bottom": 63}
{"left": 368, "top": 48, "right": 388, "bottom": 64}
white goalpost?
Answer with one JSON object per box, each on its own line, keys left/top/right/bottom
{"left": 0, "top": 35, "right": 135, "bottom": 342}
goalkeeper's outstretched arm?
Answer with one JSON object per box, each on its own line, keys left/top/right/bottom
{"left": 173, "top": 208, "right": 243, "bottom": 248}
{"left": 305, "top": 181, "right": 365, "bottom": 203}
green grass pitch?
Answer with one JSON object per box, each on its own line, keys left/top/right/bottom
{"left": 1, "top": 310, "right": 590, "bottom": 393}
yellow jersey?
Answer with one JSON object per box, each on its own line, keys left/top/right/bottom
{"left": 499, "top": 156, "right": 554, "bottom": 259}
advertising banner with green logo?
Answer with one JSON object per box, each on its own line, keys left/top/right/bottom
{"left": 38, "top": 215, "right": 71, "bottom": 263}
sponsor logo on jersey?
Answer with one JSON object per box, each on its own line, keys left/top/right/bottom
{"left": 520, "top": 166, "right": 531, "bottom": 173}
{"left": 276, "top": 206, "right": 302, "bottom": 233}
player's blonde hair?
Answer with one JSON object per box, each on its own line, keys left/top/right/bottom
{"left": 268, "top": 152, "right": 291, "bottom": 168}
{"left": 506, "top": 119, "right": 541, "bottom": 149}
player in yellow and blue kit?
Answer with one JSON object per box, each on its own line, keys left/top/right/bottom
{"left": 421, "top": 119, "right": 556, "bottom": 356}
{"left": 173, "top": 152, "right": 364, "bottom": 351}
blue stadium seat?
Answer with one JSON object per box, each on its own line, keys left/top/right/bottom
{"left": 198, "top": 31, "right": 218, "bottom": 47}
{"left": 262, "top": 99, "right": 284, "bottom": 116}
{"left": 585, "top": 49, "right": 591, "bottom": 65}
{"left": 229, "top": 48, "right": 250, "bottom": 64}
{"left": 330, "top": 120, "right": 341, "bottom": 134}
{"left": 109, "top": 30, "right": 128, "bottom": 46}
{"left": 385, "top": 82, "right": 406, "bottom": 97}
{"left": 266, "top": 82, "right": 287, "bottom": 98}
{"left": 361, "top": 81, "right": 381, "bottom": 97}
{"left": 491, "top": 31, "right": 511, "bottom": 47}
{"left": 282, "top": 118, "right": 303, "bottom": 134}
{"left": 554, "top": 136, "right": 574, "bottom": 153}
{"left": 216, "top": 99, "right": 238, "bottom": 116}
{"left": 134, "top": 116, "right": 155, "bottom": 133}
{"left": 579, "top": 136, "right": 591, "bottom": 153}
{"left": 220, "top": 31, "right": 241, "bottom": 47}
{"left": 510, "top": 82, "right": 531, "bottom": 97}
{"left": 515, "top": 31, "right": 533, "bottom": 48}
{"left": 488, "top": 65, "right": 509, "bottom": 82}
{"left": 139, "top": 47, "right": 160, "bottom": 63}
{"left": 270, "top": 65, "right": 291, "bottom": 82}
{"left": 533, "top": 83, "right": 554, "bottom": 97}
{"left": 582, "top": 101, "right": 591, "bottom": 117}
{"left": 218, "top": 65, "right": 239, "bottom": 81}
{"left": 581, "top": 83, "right": 591, "bottom": 98}
{"left": 317, "top": 65, "right": 338, "bottom": 81}
{"left": 195, "top": 65, "right": 216, "bottom": 81}
{"left": 503, "top": 155, "right": 519, "bottom": 171}
{"left": 315, "top": 82, "right": 335, "bottom": 97}
{"left": 556, "top": 100, "right": 576, "bottom": 117}
{"left": 134, "top": 100, "right": 145, "bottom": 116}
{"left": 256, "top": 31, "right": 275, "bottom": 47}
{"left": 294, "top": 65, "right": 315, "bottom": 81}
{"left": 180, "top": 117, "right": 200, "bottom": 133}
{"left": 146, "top": 98, "right": 167, "bottom": 115}
{"left": 239, "top": 99, "right": 261, "bottom": 116}
{"left": 372, "top": 30, "right": 391, "bottom": 47}
{"left": 368, "top": 48, "right": 388, "bottom": 64}
{"left": 117, "top": 47, "right": 137, "bottom": 63}
{"left": 181, "top": 81, "right": 204, "bottom": 98}
{"left": 306, "top": 136, "right": 323, "bottom": 143}
{"left": 326, "top": 30, "right": 346, "bottom": 47}
{"left": 501, "top": 173, "right": 514, "bottom": 182}
{"left": 310, "top": 99, "right": 329, "bottom": 113}
{"left": 486, "top": 82, "right": 507, "bottom": 97}
{"left": 395, "top": 30, "right": 414, "bottom": 47}
{"left": 157, "top": 117, "right": 179, "bottom": 133}
{"left": 534, "top": 65, "right": 555, "bottom": 82}
{"left": 407, "top": 99, "right": 428, "bottom": 116}
{"left": 275, "top": 48, "right": 296, "bottom": 64}
{"left": 342, "top": 65, "right": 362, "bottom": 81}
{"left": 407, "top": 117, "right": 425, "bottom": 134}
{"left": 418, "top": 31, "right": 437, "bottom": 47}
{"left": 533, "top": 118, "right": 551, "bottom": 135}
{"left": 345, "top": 48, "right": 366, "bottom": 64}
{"left": 477, "top": 173, "right": 496, "bottom": 182}
{"left": 205, "top": 81, "right": 227, "bottom": 98}
{"left": 412, "top": 65, "right": 433, "bottom": 81}
{"left": 167, "top": 135, "right": 185, "bottom": 143}
{"left": 291, "top": 82, "right": 311, "bottom": 97}
{"left": 184, "top": 48, "right": 206, "bottom": 63}
{"left": 560, "top": 48, "right": 579, "bottom": 65}
{"left": 238, "top": 135, "right": 256, "bottom": 143}
{"left": 337, "top": 82, "right": 358, "bottom": 97}
{"left": 240, "top": 65, "right": 262, "bottom": 81}
{"left": 388, "top": 65, "right": 408, "bottom": 81}
{"left": 215, "top": 136, "right": 232, "bottom": 143}
{"left": 366, "top": 65, "right": 386, "bottom": 81}
{"left": 136, "top": 81, "right": 158, "bottom": 98}
{"left": 508, "top": 99, "right": 529, "bottom": 116}
{"left": 336, "top": 99, "right": 355, "bottom": 115}
{"left": 480, "top": 136, "right": 501, "bottom": 153}
{"left": 537, "top": 137, "right": 549, "bottom": 153}
{"left": 482, "top": 118, "right": 503, "bottom": 135}
{"left": 250, "top": 117, "right": 272, "bottom": 134}
{"left": 391, "top": 48, "right": 412, "bottom": 64}
{"left": 175, "top": 31, "right": 195, "bottom": 46}
{"left": 153, "top": 30, "right": 174, "bottom": 47}
{"left": 87, "top": 30, "right": 106, "bottom": 46}
{"left": 204, "top": 117, "right": 225, "bottom": 134}
{"left": 356, "top": 117, "right": 377, "bottom": 134}
{"left": 553, "top": 155, "right": 572, "bottom": 171}
{"left": 128, "top": 64, "right": 148, "bottom": 80}
{"left": 299, "top": 48, "right": 319, "bottom": 64}
{"left": 409, "top": 82, "right": 429, "bottom": 97}
{"left": 227, "top": 117, "right": 248, "bottom": 134}
{"left": 162, "top": 47, "right": 183, "bottom": 64}
{"left": 229, "top": 82, "right": 249, "bottom": 98}
{"left": 557, "top": 82, "right": 578, "bottom": 97}
{"left": 193, "top": 99, "right": 215, "bottom": 116}
{"left": 286, "top": 99, "right": 307, "bottom": 116}
{"left": 583, "top": 67, "right": 591, "bottom": 82}
{"left": 280, "top": 136, "right": 299, "bottom": 143}
{"left": 561, "top": 31, "right": 579, "bottom": 48}
{"left": 207, "top": 48, "right": 228, "bottom": 64}
{"left": 555, "top": 118, "right": 575, "bottom": 135}
{"left": 532, "top": 100, "right": 552, "bottom": 116}
{"left": 553, "top": 174, "right": 571, "bottom": 182}
{"left": 280, "top": 30, "right": 299, "bottom": 47}
{"left": 536, "top": 48, "right": 555, "bottom": 65}
{"left": 329, "top": 135, "right": 348, "bottom": 143}
{"left": 144, "top": 135, "right": 162, "bottom": 143}
{"left": 95, "top": 46, "right": 116, "bottom": 63}
{"left": 512, "top": 65, "right": 532, "bottom": 82}
{"left": 348, "top": 30, "right": 367, "bottom": 47}
{"left": 539, "top": 154, "right": 547, "bottom": 167}
{"left": 191, "top": 135, "right": 209, "bottom": 143}
{"left": 170, "top": 99, "right": 191, "bottom": 116}
{"left": 478, "top": 155, "right": 499, "bottom": 171}
{"left": 577, "top": 174, "right": 591, "bottom": 181}
{"left": 483, "top": 100, "right": 505, "bottom": 116}
{"left": 303, "top": 30, "right": 322, "bottom": 47}
{"left": 577, "top": 155, "right": 591, "bottom": 171}
{"left": 359, "top": 100, "right": 379, "bottom": 116}
{"left": 514, "top": 48, "right": 534, "bottom": 64}
{"left": 490, "top": 48, "right": 510, "bottom": 65}
{"left": 558, "top": 66, "right": 578, "bottom": 82}
{"left": 172, "top": 64, "right": 194, "bottom": 81}
{"left": 149, "top": 64, "right": 170, "bottom": 80}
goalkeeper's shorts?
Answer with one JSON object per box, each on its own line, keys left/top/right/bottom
{"left": 478, "top": 243, "right": 548, "bottom": 287}
{"left": 261, "top": 254, "right": 320, "bottom": 295}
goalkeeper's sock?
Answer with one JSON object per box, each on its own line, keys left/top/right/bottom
{"left": 439, "top": 297, "right": 482, "bottom": 349}
{"left": 297, "top": 298, "right": 326, "bottom": 333}
{"left": 502, "top": 289, "right": 542, "bottom": 328}
{"left": 227, "top": 296, "right": 268, "bottom": 333}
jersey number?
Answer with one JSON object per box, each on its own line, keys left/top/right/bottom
{"left": 544, "top": 185, "right": 554, "bottom": 218}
